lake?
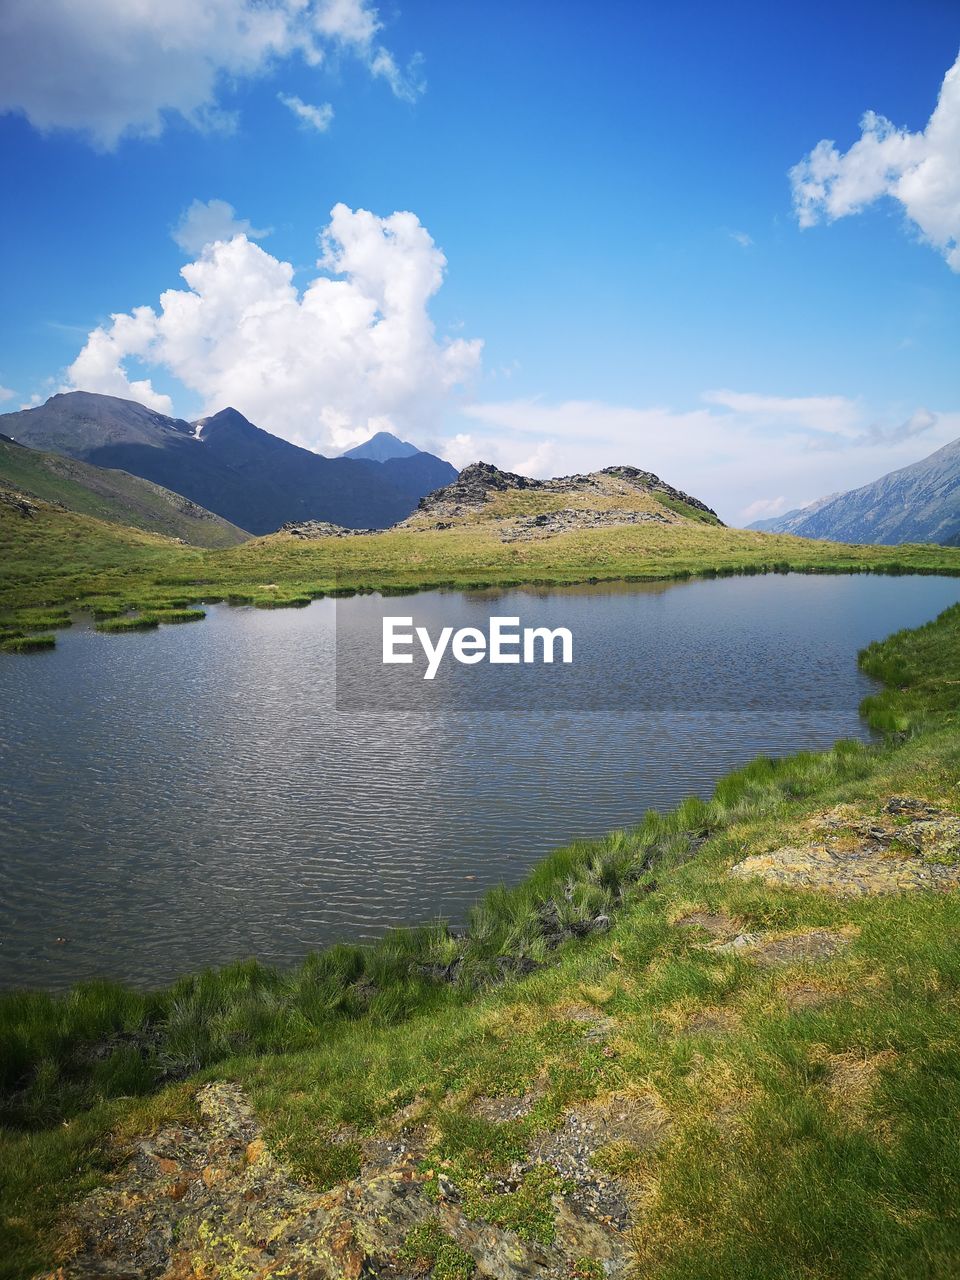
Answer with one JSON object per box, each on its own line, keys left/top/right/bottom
{"left": 2, "top": 572, "right": 960, "bottom": 991}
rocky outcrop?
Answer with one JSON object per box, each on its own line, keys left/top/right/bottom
{"left": 498, "top": 508, "right": 673, "bottom": 542}
{"left": 729, "top": 797, "right": 960, "bottom": 896}
{"left": 41, "top": 1075, "right": 663, "bottom": 1279}
{"left": 280, "top": 520, "right": 373, "bottom": 538}
{"left": 408, "top": 462, "right": 721, "bottom": 527}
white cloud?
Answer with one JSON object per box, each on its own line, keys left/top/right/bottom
{"left": 702, "top": 389, "right": 864, "bottom": 437}
{"left": 729, "top": 231, "right": 753, "bottom": 248}
{"left": 0, "top": 385, "right": 15, "bottom": 403}
{"left": 67, "top": 203, "right": 482, "bottom": 449}
{"left": 173, "top": 199, "right": 270, "bottom": 255}
{"left": 0, "top": 0, "right": 421, "bottom": 149}
{"left": 790, "top": 51, "right": 960, "bottom": 270}
{"left": 457, "top": 395, "right": 960, "bottom": 524}
{"left": 278, "top": 93, "right": 334, "bottom": 132}
{"left": 741, "top": 496, "right": 789, "bottom": 522}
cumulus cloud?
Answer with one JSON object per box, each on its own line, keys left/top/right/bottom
{"left": 0, "top": 0, "right": 422, "bottom": 149}
{"left": 790, "top": 51, "right": 960, "bottom": 270}
{"left": 278, "top": 93, "right": 334, "bottom": 132}
{"left": 457, "top": 395, "right": 960, "bottom": 524}
{"left": 67, "top": 203, "right": 482, "bottom": 449}
{"left": 173, "top": 199, "right": 270, "bottom": 256}
{"left": 0, "top": 385, "right": 15, "bottom": 403}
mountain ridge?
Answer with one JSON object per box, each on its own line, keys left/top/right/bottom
{"left": 747, "top": 437, "right": 960, "bottom": 545}
{"left": 0, "top": 392, "right": 457, "bottom": 535}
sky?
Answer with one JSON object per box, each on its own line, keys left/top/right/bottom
{"left": 0, "top": 0, "right": 957, "bottom": 525}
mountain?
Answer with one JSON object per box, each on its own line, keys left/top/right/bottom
{"left": 343, "top": 430, "right": 421, "bottom": 462}
{"left": 0, "top": 435, "right": 249, "bottom": 547}
{"left": 746, "top": 438, "right": 960, "bottom": 545}
{"left": 746, "top": 494, "right": 839, "bottom": 535}
{"left": 0, "top": 392, "right": 458, "bottom": 535}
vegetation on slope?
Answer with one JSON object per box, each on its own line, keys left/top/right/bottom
{"left": 3, "top": 489, "right": 960, "bottom": 633}
{"left": 0, "top": 438, "right": 250, "bottom": 548}
{"left": 2, "top": 596, "right": 960, "bottom": 1276}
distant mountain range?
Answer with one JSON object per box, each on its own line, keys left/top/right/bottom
{"left": 0, "top": 392, "right": 457, "bottom": 535}
{"left": 748, "top": 436, "right": 960, "bottom": 546}
{"left": 0, "top": 434, "right": 248, "bottom": 547}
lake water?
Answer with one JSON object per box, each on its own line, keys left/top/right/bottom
{"left": 2, "top": 573, "right": 959, "bottom": 992}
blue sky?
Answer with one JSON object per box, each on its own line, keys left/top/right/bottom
{"left": 0, "top": 0, "right": 957, "bottom": 521}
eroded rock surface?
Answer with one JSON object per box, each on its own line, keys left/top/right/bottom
{"left": 41, "top": 1079, "right": 657, "bottom": 1279}
{"left": 730, "top": 798, "right": 960, "bottom": 896}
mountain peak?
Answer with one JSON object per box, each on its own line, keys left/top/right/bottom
{"left": 343, "top": 431, "right": 420, "bottom": 462}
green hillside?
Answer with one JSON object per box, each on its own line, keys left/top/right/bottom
{"left": 0, "top": 437, "right": 250, "bottom": 548}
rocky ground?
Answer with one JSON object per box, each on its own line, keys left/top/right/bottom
{"left": 729, "top": 796, "right": 960, "bottom": 896}
{"left": 400, "top": 463, "right": 721, "bottom": 533}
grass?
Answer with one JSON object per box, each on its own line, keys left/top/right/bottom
{"left": 4, "top": 490, "right": 960, "bottom": 637}
{"left": 3, "top": 600, "right": 960, "bottom": 1275}
{"left": 0, "top": 633, "right": 55, "bottom": 653}
{"left": 0, "top": 438, "right": 250, "bottom": 548}
{"left": 94, "top": 614, "right": 160, "bottom": 632}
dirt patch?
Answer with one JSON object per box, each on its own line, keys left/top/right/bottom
{"left": 469, "top": 1078, "right": 548, "bottom": 1124}
{"left": 709, "top": 926, "right": 855, "bottom": 967}
{"left": 779, "top": 981, "right": 844, "bottom": 1011}
{"left": 680, "top": 1008, "right": 741, "bottom": 1037}
{"left": 813, "top": 1047, "right": 899, "bottom": 1122}
{"left": 674, "top": 911, "right": 740, "bottom": 938}
{"left": 556, "top": 1002, "right": 619, "bottom": 1042}
{"left": 529, "top": 1091, "right": 670, "bottom": 1235}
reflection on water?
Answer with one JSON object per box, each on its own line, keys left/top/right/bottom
{"left": 1, "top": 573, "right": 959, "bottom": 991}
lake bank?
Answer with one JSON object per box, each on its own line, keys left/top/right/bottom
{"left": 3, "top": 596, "right": 960, "bottom": 1277}
{"left": 5, "top": 488, "right": 960, "bottom": 640}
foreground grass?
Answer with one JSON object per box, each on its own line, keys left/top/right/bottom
{"left": 2, "top": 595, "right": 960, "bottom": 1276}
{"left": 4, "top": 495, "right": 960, "bottom": 632}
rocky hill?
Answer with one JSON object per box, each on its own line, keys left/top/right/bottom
{"left": 748, "top": 436, "right": 960, "bottom": 545}
{"left": 398, "top": 461, "right": 722, "bottom": 540}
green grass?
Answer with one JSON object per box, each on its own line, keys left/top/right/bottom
{"left": 0, "top": 633, "right": 55, "bottom": 653}
{"left": 3, "top": 602, "right": 960, "bottom": 1275}
{"left": 94, "top": 614, "right": 160, "bottom": 633}
{"left": 0, "top": 438, "right": 250, "bottom": 548}
{"left": 4, "top": 489, "right": 960, "bottom": 637}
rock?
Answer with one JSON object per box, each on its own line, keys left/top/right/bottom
{"left": 730, "top": 797, "right": 960, "bottom": 897}
{"left": 403, "top": 461, "right": 721, "bottom": 530}
{"left": 41, "top": 1078, "right": 650, "bottom": 1280}
{"left": 280, "top": 520, "right": 373, "bottom": 538}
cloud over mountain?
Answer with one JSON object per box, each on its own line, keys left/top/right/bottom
{"left": 67, "top": 203, "right": 482, "bottom": 452}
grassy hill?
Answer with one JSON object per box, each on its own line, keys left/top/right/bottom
{"left": 0, "top": 436, "right": 250, "bottom": 548}
{"left": 3, "top": 476, "right": 960, "bottom": 637}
